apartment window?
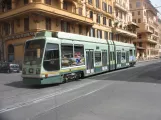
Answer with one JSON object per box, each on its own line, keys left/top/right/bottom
{"left": 11, "top": 21, "right": 14, "bottom": 34}
{"left": 138, "top": 34, "right": 142, "bottom": 39}
{"left": 132, "top": 12, "right": 134, "bottom": 16}
{"left": 24, "top": 0, "right": 28, "bottom": 5}
{"left": 136, "top": 1, "right": 141, "bottom": 8}
{"left": 119, "top": 12, "right": 122, "bottom": 19}
{"left": 116, "top": 10, "right": 118, "bottom": 17}
{"left": 46, "top": 17, "right": 51, "bottom": 30}
{"left": 61, "top": 21, "right": 70, "bottom": 32}
{"left": 97, "top": 30, "right": 102, "bottom": 38}
{"left": 88, "top": 0, "right": 92, "bottom": 4}
{"left": 89, "top": 28, "right": 95, "bottom": 37}
{"left": 109, "top": 32, "right": 113, "bottom": 40}
{"left": 96, "top": 0, "right": 99, "bottom": 8}
{"left": 96, "top": 14, "right": 100, "bottom": 23}
{"left": 138, "top": 11, "right": 140, "bottom": 15}
{"left": 4, "top": 23, "right": 10, "bottom": 35}
{"left": 109, "top": 19, "right": 112, "bottom": 27}
{"left": 104, "top": 31, "right": 108, "bottom": 40}
{"left": 103, "top": 17, "right": 106, "bottom": 25}
{"left": 139, "top": 42, "right": 142, "bottom": 47}
{"left": 108, "top": 5, "right": 112, "bottom": 14}
{"left": 144, "top": 11, "right": 146, "bottom": 16}
{"left": 132, "top": 19, "right": 136, "bottom": 23}
{"left": 45, "top": 0, "right": 51, "bottom": 5}
{"left": 78, "top": 7, "right": 82, "bottom": 15}
{"left": 24, "top": 17, "right": 29, "bottom": 31}
{"left": 63, "top": 1, "right": 68, "bottom": 10}
{"left": 138, "top": 18, "right": 141, "bottom": 23}
{"left": 79, "top": 25, "right": 82, "bottom": 34}
{"left": 102, "top": 2, "right": 107, "bottom": 11}
{"left": 90, "top": 11, "right": 93, "bottom": 19}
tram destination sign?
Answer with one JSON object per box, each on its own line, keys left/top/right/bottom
{"left": 4, "top": 32, "right": 35, "bottom": 41}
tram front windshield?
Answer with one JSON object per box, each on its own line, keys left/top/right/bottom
{"left": 24, "top": 39, "right": 45, "bottom": 65}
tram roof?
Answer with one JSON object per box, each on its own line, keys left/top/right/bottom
{"left": 35, "top": 31, "right": 134, "bottom": 47}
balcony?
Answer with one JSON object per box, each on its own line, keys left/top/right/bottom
{"left": 147, "top": 37, "right": 158, "bottom": 44}
{"left": 114, "top": 2, "right": 128, "bottom": 12}
{"left": 0, "top": 3, "right": 94, "bottom": 25}
{"left": 112, "top": 27, "right": 137, "bottom": 38}
{"left": 137, "top": 23, "right": 153, "bottom": 34}
{"left": 136, "top": 46, "right": 145, "bottom": 50}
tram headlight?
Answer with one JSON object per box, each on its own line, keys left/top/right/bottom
{"left": 36, "top": 68, "right": 40, "bottom": 74}
{"left": 29, "top": 68, "right": 34, "bottom": 73}
{"left": 22, "top": 68, "right": 26, "bottom": 74}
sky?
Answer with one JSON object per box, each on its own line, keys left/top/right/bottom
{"left": 151, "top": 0, "right": 161, "bottom": 17}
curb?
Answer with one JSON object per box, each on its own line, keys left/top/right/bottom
{"left": 137, "top": 59, "right": 159, "bottom": 63}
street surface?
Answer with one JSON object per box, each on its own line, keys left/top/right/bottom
{"left": 0, "top": 60, "right": 161, "bottom": 120}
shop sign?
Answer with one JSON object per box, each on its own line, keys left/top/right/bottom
{"left": 4, "top": 32, "right": 35, "bottom": 41}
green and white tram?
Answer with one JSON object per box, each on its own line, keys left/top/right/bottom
{"left": 22, "top": 31, "right": 136, "bottom": 85}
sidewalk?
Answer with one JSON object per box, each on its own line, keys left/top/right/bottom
{"left": 137, "top": 58, "right": 160, "bottom": 63}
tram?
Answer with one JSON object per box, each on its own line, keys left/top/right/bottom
{"left": 21, "top": 31, "right": 136, "bottom": 85}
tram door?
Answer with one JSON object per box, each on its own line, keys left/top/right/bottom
{"left": 110, "top": 52, "right": 115, "bottom": 70}
{"left": 126, "top": 51, "right": 129, "bottom": 66}
{"left": 102, "top": 50, "right": 108, "bottom": 71}
{"left": 86, "top": 50, "right": 94, "bottom": 74}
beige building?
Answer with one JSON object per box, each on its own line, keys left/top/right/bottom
{"left": 158, "top": 19, "right": 161, "bottom": 57}
{"left": 113, "top": 0, "right": 138, "bottom": 43}
{"left": 130, "top": 0, "right": 159, "bottom": 60}
{"left": 0, "top": 0, "right": 114, "bottom": 63}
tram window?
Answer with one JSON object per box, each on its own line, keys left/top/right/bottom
{"left": 74, "top": 45, "right": 85, "bottom": 66}
{"left": 122, "top": 52, "right": 125, "bottom": 60}
{"left": 130, "top": 50, "right": 133, "bottom": 56}
{"left": 95, "top": 51, "right": 101, "bottom": 63}
{"left": 43, "top": 43, "right": 60, "bottom": 71}
{"left": 126, "top": 51, "right": 129, "bottom": 62}
{"left": 117, "top": 51, "right": 121, "bottom": 64}
{"left": 134, "top": 50, "right": 136, "bottom": 56}
{"left": 61, "top": 44, "right": 73, "bottom": 68}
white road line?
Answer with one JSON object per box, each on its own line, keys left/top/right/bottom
{"left": 0, "top": 80, "right": 99, "bottom": 114}
{"left": 30, "top": 81, "right": 115, "bottom": 120}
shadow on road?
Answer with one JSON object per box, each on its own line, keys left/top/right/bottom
{"left": 5, "top": 81, "right": 60, "bottom": 89}
{"left": 88, "top": 62, "right": 161, "bottom": 84}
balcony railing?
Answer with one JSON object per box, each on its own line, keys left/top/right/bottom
{"left": 112, "top": 26, "right": 137, "bottom": 38}
{"left": 114, "top": 2, "right": 128, "bottom": 12}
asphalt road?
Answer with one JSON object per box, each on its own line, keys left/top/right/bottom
{"left": 0, "top": 60, "right": 161, "bottom": 120}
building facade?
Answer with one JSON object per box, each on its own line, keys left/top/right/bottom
{"left": 113, "top": 0, "right": 138, "bottom": 43}
{"left": 0, "top": 0, "right": 115, "bottom": 63}
{"left": 158, "top": 18, "right": 161, "bottom": 57}
{"left": 130, "top": 0, "right": 159, "bottom": 60}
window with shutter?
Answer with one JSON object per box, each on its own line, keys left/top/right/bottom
{"left": 103, "top": 17, "right": 106, "bottom": 25}
{"left": 104, "top": 31, "right": 108, "bottom": 40}
{"left": 45, "top": 0, "right": 51, "bottom": 5}
{"left": 102, "top": 2, "right": 107, "bottom": 11}
{"left": 90, "top": 11, "right": 93, "bottom": 19}
{"left": 63, "top": 1, "right": 68, "bottom": 10}
{"left": 46, "top": 17, "right": 51, "bottom": 30}
{"left": 96, "top": 0, "right": 99, "bottom": 8}
{"left": 88, "top": 0, "right": 92, "bottom": 4}
{"left": 24, "top": 17, "right": 29, "bottom": 31}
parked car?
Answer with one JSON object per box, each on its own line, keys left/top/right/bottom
{"left": 0, "top": 62, "right": 20, "bottom": 73}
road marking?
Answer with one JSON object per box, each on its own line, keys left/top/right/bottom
{"left": 30, "top": 81, "right": 115, "bottom": 120}
{"left": 0, "top": 80, "right": 99, "bottom": 114}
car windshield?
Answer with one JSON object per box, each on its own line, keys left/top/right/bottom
{"left": 24, "top": 39, "right": 45, "bottom": 65}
